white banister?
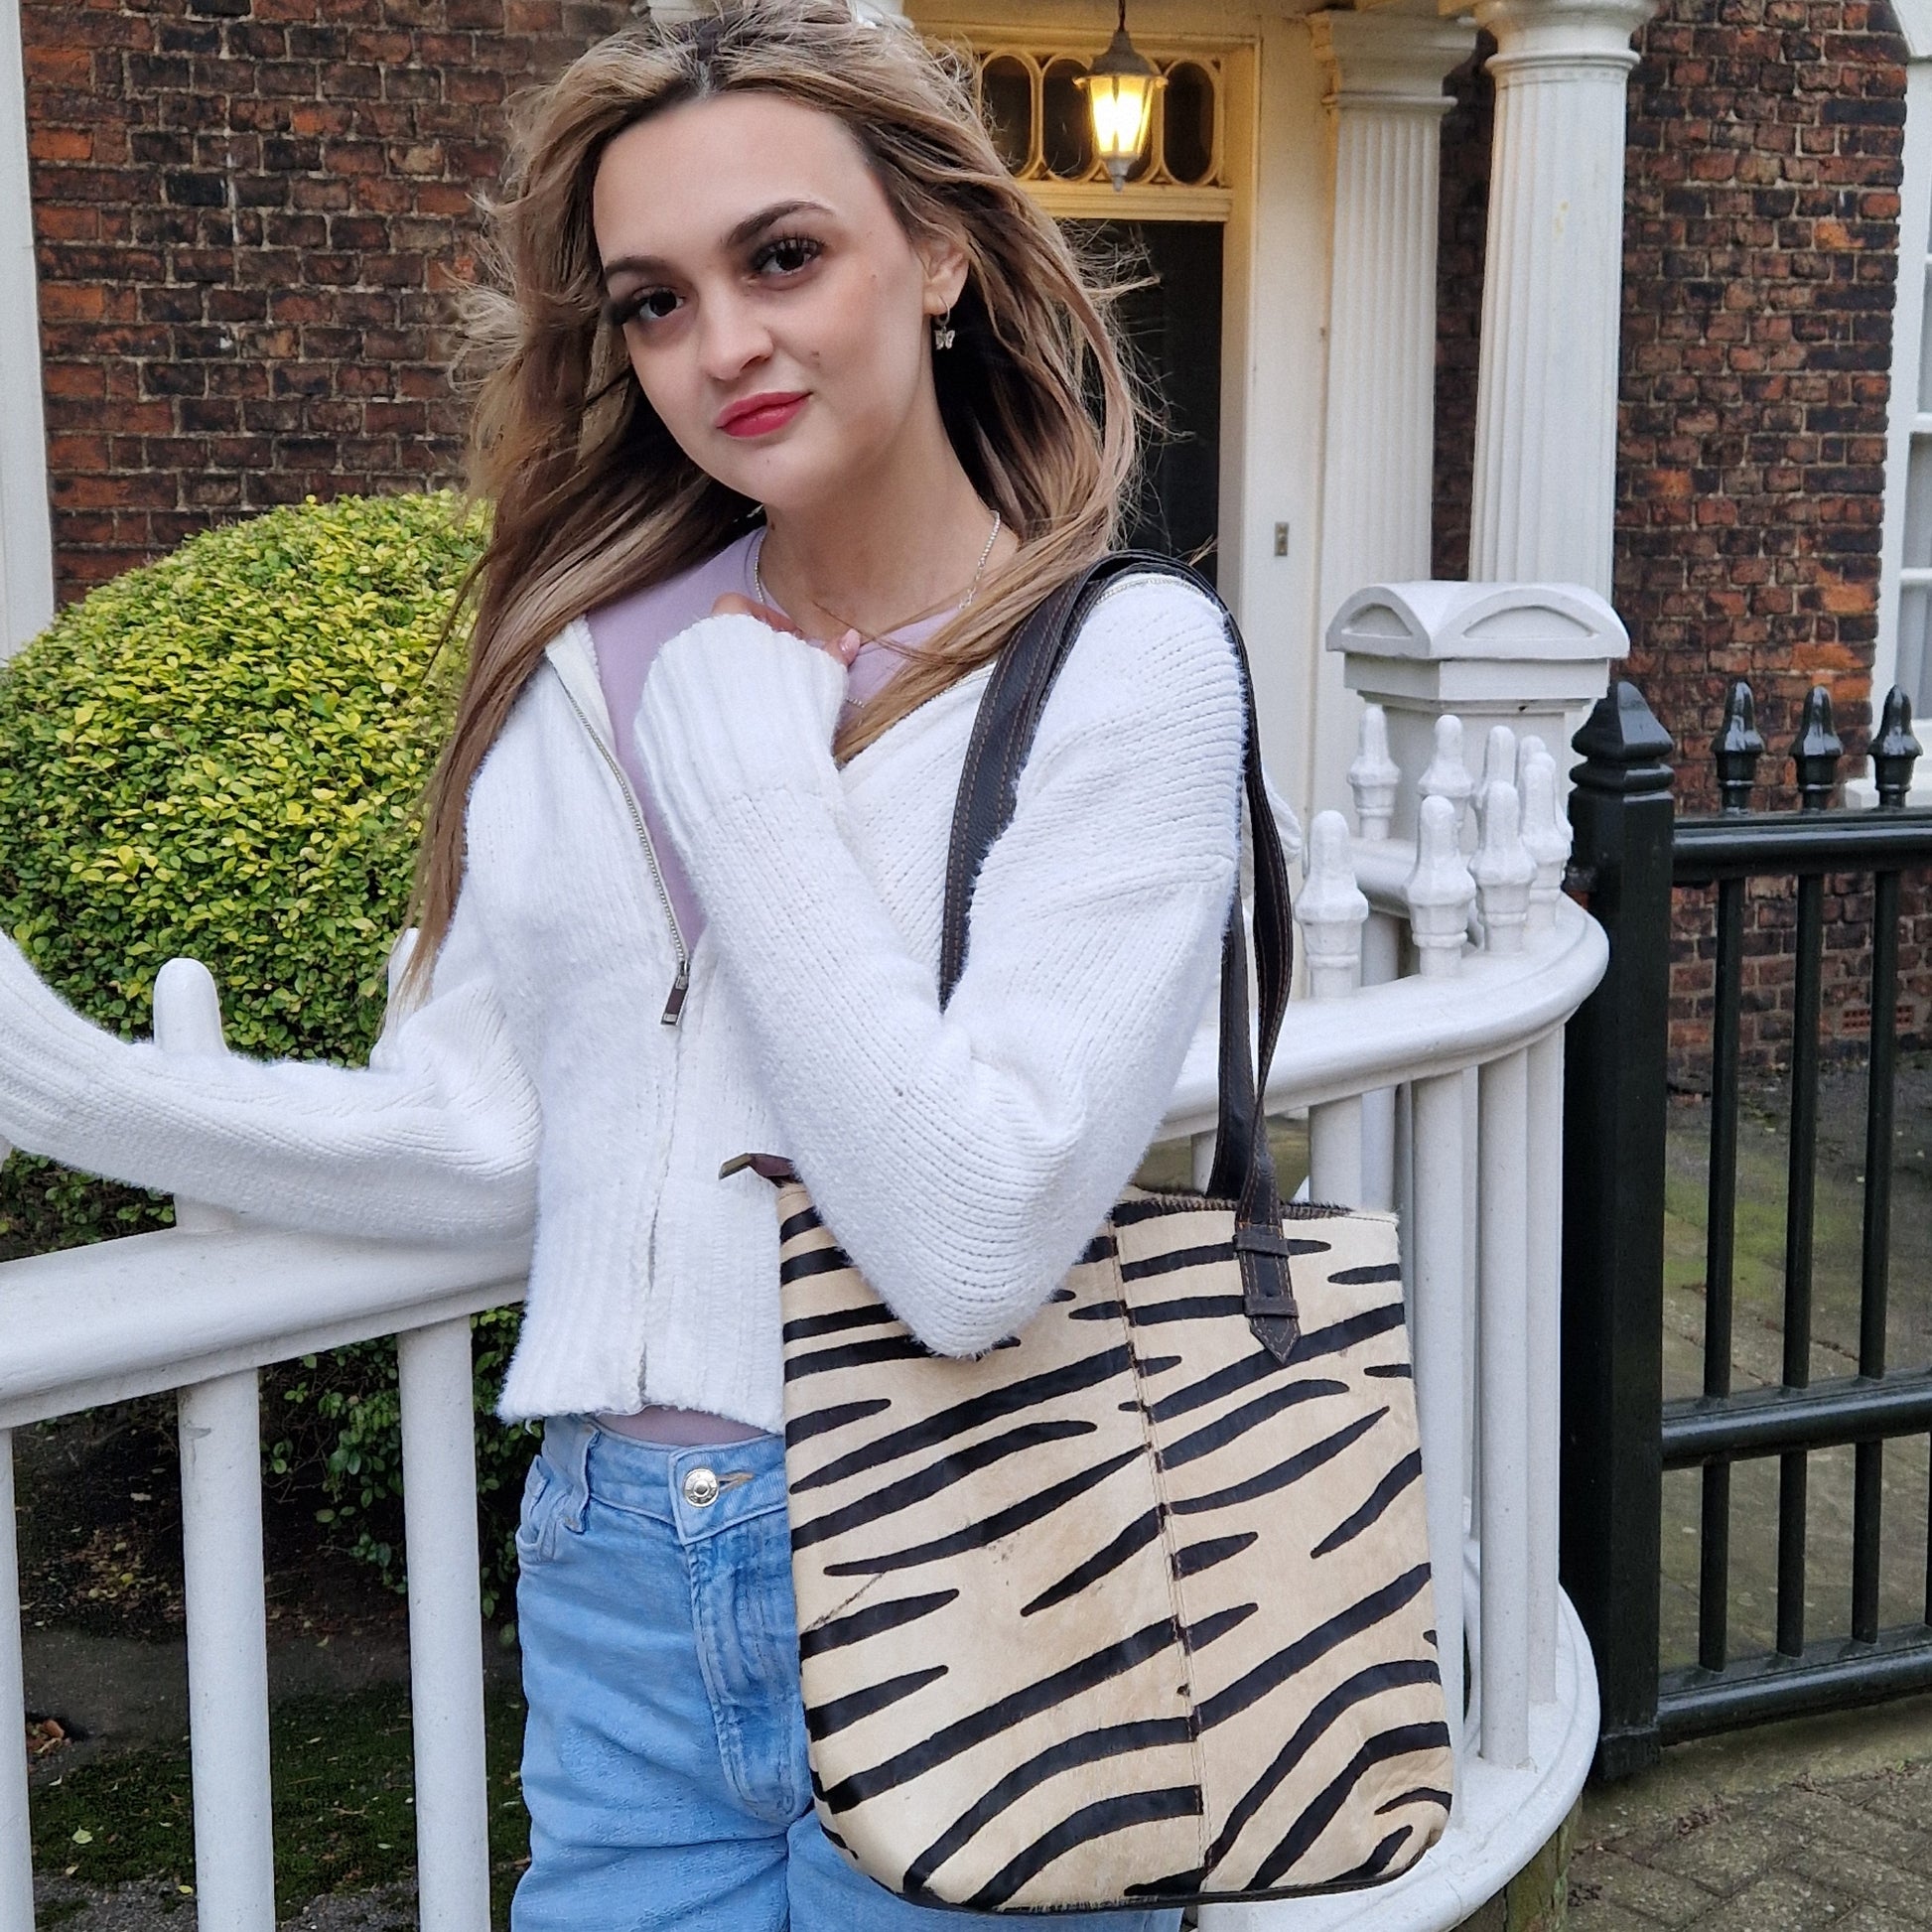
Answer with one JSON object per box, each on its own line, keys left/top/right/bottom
{"left": 1212, "top": 696, "right": 1595, "bottom": 1928}
{"left": 1350, "top": 706, "right": 1404, "bottom": 1211}
{"left": 1519, "top": 749, "right": 1571, "bottom": 938}
{"left": 1190, "top": 1131, "right": 1217, "bottom": 1194}
{"left": 1476, "top": 1048, "right": 1532, "bottom": 1768}
{"left": 1409, "top": 1071, "right": 1469, "bottom": 1771}
{"left": 1405, "top": 796, "right": 1475, "bottom": 978}
{"left": 1348, "top": 705, "right": 1401, "bottom": 843}
{"left": 0, "top": 1431, "right": 31, "bottom": 1932}
{"left": 1526, "top": 1031, "right": 1565, "bottom": 1703}
{"left": 1472, "top": 781, "right": 1535, "bottom": 955}
{"left": 158, "top": 959, "right": 276, "bottom": 1932}
{"left": 398, "top": 1319, "right": 492, "bottom": 1932}
{"left": 178, "top": 1370, "right": 276, "bottom": 1932}
{"left": 1419, "top": 717, "right": 1474, "bottom": 845}
{"left": 1477, "top": 724, "right": 1518, "bottom": 827}
{"left": 155, "top": 959, "right": 240, "bottom": 1236}
{"left": 1299, "top": 813, "right": 1369, "bottom": 1202}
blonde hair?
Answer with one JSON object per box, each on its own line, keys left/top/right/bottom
{"left": 411, "top": 0, "right": 1146, "bottom": 983}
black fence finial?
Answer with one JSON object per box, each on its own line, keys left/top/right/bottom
{"left": 1871, "top": 687, "right": 1922, "bottom": 810}
{"left": 1573, "top": 679, "right": 1675, "bottom": 795}
{"left": 1791, "top": 686, "right": 1843, "bottom": 812}
{"left": 1712, "top": 680, "right": 1764, "bottom": 814}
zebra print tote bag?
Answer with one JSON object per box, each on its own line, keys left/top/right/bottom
{"left": 743, "top": 555, "right": 1450, "bottom": 1911}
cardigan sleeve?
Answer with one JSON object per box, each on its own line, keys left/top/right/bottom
{"left": 0, "top": 883, "right": 541, "bottom": 1241}
{"left": 634, "top": 576, "right": 1245, "bottom": 1356}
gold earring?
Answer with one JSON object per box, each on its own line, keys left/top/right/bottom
{"left": 932, "top": 306, "right": 955, "bottom": 351}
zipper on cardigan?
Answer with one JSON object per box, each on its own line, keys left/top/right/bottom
{"left": 555, "top": 674, "right": 691, "bottom": 1026}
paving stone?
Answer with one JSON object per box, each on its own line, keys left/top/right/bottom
{"left": 1787, "top": 1843, "right": 1932, "bottom": 1927}
{"left": 1577, "top": 1848, "right": 1723, "bottom": 1924}
{"left": 1761, "top": 1787, "right": 1932, "bottom": 1876}
{"left": 1862, "top": 1769, "right": 1932, "bottom": 1838}
{"left": 1832, "top": 1911, "right": 1932, "bottom": 1932}
{"left": 1676, "top": 1869, "right": 1854, "bottom": 1932}
{"left": 1567, "top": 1897, "right": 1670, "bottom": 1932}
{"left": 1643, "top": 1815, "right": 1789, "bottom": 1893}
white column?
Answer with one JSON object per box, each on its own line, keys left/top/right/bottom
{"left": 1312, "top": 9, "right": 1474, "bottom": 615}
{"left": 1307, "top": 9, "right": 1475, "bottom": 817}
{"left": 0, "top": 0, "right": 54, "bottom": 656}
{"left": 1464, "top": 0, "right": 1659, "bottom": 596}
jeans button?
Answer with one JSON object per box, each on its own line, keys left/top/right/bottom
{"left": 682, "top": 1465, "right": 720, "bottom": 1508}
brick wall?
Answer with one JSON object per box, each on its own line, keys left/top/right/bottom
{"left": 22, "top": 0, "right": 631, "bottom": 603}
{"left": 1433, "top": 37, "right": 1489, "bottom": 588}
{"left": 1617, "top": 0, "right": 1907, "bottom": 814}
{"left": 1435, "top": 0, "right": 1927, "bottom": 1079}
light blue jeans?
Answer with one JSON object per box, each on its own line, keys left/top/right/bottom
{"left": 513, "top": 1414, "right": 1182, "bottom": 1931}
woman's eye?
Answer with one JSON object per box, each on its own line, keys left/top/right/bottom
{"left": 754, "top": 234, "right": 822, "bottom": 278}
{"left": 609, "top": 287, "right": 680, "bottom": 329}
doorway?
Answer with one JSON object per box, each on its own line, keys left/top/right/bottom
{"left": 1063, "top": 219, "right": 1224, "bottom": 585}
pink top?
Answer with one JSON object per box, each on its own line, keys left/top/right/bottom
{"left": 587, "top": 526, "right": 948, "bottom": 954}
{"left": 586, "top": 526, "right": 951, "bottom": 1448}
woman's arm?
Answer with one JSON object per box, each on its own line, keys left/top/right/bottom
{"left": 636, "top": 574, "right": 1244, "bottom": 1355}
{"left": 0, "top": 887, "right": 540, "bottom": 1240}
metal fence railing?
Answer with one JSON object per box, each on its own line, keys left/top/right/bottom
{"left": 1562, "top": 677, "right": 1932, "bottom": 1779}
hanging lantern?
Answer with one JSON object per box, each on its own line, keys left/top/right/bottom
{"left": 1077, "top": 0, "right": 1165, "bottom": 192}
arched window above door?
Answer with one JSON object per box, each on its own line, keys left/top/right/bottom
{"left": 964, "top": 41, "right": 1230, "bottom": 218}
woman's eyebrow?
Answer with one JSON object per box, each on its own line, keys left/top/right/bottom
{"left": 601, "top": 199, "right": 835, "bottom": 282}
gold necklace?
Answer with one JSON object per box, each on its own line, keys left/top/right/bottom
{"left": 754, "top": 509, "right": 1004, "bottom": 645}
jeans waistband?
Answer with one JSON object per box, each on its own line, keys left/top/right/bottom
{"left": 539, "top": 1412, "right": 787, "bottom": 1546}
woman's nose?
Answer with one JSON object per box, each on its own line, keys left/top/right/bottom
{"left": 695, "top": 290, "right": 773, "bottom": 383}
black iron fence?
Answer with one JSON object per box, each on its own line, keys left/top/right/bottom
{"left": 1561, "top": 677, "right": 1932, "bottom": 1781}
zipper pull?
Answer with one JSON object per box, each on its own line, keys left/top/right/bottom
{"left": 661, "top": 961, "right": 690, "bottom": 1027}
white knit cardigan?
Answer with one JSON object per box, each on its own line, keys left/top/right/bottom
{"left": 0, "top": 571, "right": 1245, "bottom": 1428}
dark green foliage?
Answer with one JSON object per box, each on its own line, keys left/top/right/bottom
{"left": 0, "top": 494, "right": 531, "bottom": 1605}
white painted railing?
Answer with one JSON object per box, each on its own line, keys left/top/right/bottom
{"left": 0, "top": 705, "right": 1606, "bottom": 1932}
{"left": 1192, "top": 710, "right": 1608, "bottom": 1931}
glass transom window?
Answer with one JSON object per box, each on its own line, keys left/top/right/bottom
{"left": 970, "top": 46, "right": 1225, "bottom": 193}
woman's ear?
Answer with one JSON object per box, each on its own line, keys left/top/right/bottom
{"left": 918, "top": 231, "right": 971, "bottom": 319}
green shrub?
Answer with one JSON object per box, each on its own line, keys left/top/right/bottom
{"left": 0, "top": 492, "right": 529, "bottom": 1611}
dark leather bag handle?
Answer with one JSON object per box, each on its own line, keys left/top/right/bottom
{"left": 937, "top": 551, "right": 1300, "bottom": 1360}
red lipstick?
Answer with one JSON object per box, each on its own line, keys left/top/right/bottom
{"left": 717, "top": 391, "right": 808, "bottom": 438}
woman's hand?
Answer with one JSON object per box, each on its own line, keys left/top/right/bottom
{"left": 710, "top": 592, "right": 862, "bottom": 668}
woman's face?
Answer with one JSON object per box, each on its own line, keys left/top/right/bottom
{"left": 592, "top": 91, "right": 964, "bottom": 514}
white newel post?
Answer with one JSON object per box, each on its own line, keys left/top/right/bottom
{"left": 0, "top": 0, "right": 54, "bottom": 657}
{"left": 1328, "top": 580, "right": 1630, "bottom": 838}
{"left": 1463, "top": 0, "right": 1660, "bottom": 596}
{"left": 1307, "top": 7, "right": 1476, "bottom": 819}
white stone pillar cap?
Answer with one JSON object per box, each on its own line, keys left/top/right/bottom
{"left": 1326, "top": 580, "right": 1628, "bottom": 663}
{"left": 1328, "top": 580, "right": 1629, "bottom": 711}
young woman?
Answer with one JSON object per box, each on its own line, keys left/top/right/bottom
{"left": 0, "top": 4, "right": 1248, "bottom": 1924}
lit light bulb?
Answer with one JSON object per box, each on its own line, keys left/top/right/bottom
{"left": 1077, "top": 0, "right": 1165, "bottom": 192}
